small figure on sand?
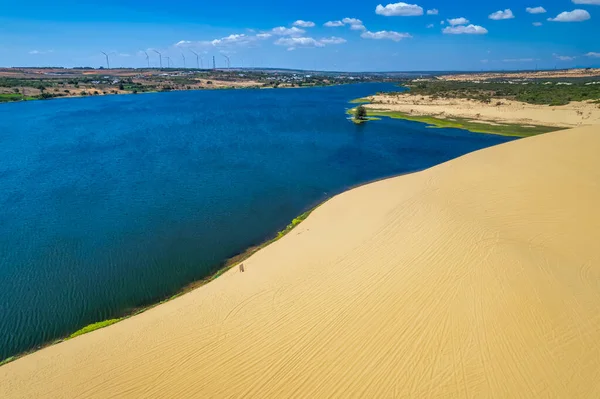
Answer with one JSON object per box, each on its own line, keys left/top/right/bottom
{"left": 239, "top": 263, "right": 245, "bottom": 273}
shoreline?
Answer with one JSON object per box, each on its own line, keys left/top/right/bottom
{"left": 350, "top": 92, "right": 600, "bottom": 136}
{"left": 0, "top": 169, "right": 418, "bottom": 367}
{"left": 0, "top": 81, "right": 357, "bottom": 105}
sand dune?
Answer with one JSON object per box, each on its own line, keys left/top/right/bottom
{"left": 2, "top": 126, "right": 600, "bottom": 398}
{"left": 365, "top": 94, "right": 600, "bottom": 128}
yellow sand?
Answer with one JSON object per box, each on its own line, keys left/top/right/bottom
{"left": 2, "top": 126, "right": 600, "bottom": 398}
{"left": 366, "top": 94, "right": 600, "bottom": 128}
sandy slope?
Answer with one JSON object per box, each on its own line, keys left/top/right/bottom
{"left": 365, "top": 94, "right": 600, "bottom": 128}
{"left": 2, "top": 126, "right": 600, "bottom": 398}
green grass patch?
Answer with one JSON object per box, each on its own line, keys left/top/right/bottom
{"left": 347, "top": 105, "right": 561, "bottom": 137}
{"left": 68, "top": 319, "right": 122, "bottom": 339}
{"left": 0, "top": 357, "right": 15, "bottom": 367}
{"left": 0, "top": 93, "right": 35, "bottom": 103}
{"left": 349, "top": 97, "right": 372, "bottom": 104}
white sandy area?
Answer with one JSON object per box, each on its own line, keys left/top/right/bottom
{"left": 365, "top": 93, "right": 600, "bottom": 128}
{"left": 2, "top": 126, "right": 600, "bottom": 398}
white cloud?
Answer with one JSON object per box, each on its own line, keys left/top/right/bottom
{"left": 427, "top": 23, "right": 434, "bottom": 28}
{"left": 489, "top": 9, "right": 515, "bottom": 20}
{"left": 553, "top": 53, "right": 576, "bottom": 61}
{"left": 572, "top": 0, "right": 600, "bottom": 4}
{"left": 271, "top": 26, "right": 305, "bottom": 36}
{"left": 211, "top": 34, "right": 253, "bottom": 46}
{"left": 319, "top": 36, "right": 346, "bottom": 44}
{"left": 320, "top": 36, "right": 347, "bottom": 44}
{"left": 586, "top": 52, "right": 600, "bottom": 57}
{"left": 29, "top": 49, "right": 53, "bottom": 55}
{"left": 361, "top": 30, "right": 412, "bottom": 41}
{"left": 427, "top": 9, "right": 439, "bottom": 15}
{"left": 526, "top": 6, "right": 547, "bottom": 14}
{"left": 274, "top": 36, "right": 347, "bottom": 49}
{"left": 376, "top": 2, "right": 424, "bottom": 16}
{"left": 548, "top": 9, "right": 591, "bottom": 22}
{"left": 324, "top": 20, "right": 344, "bottom": 27}
{"left": 532, "top": 22, "right": 543, "bottom": 26}
{"left": 440, "top": 20, "right": 445, "bottom": 25}
{"left": 443, "top": 24, "right": 488, "bottom": 34}
{"left": 342, "top": 17, "right": 366, "bottom": 30}
{"left": 447, "top": 17, "right": 469, "bottom": 25}
{"left": 175, "top": 32, "right": 272, "bottom": 49}
{"left": 293, "top": 20, "right": 315, "bottom": 28}
{"left": 274, "top": 37, "right": 325, "bottom": 50}
{"left": 502, "top": 58, "right": 536, "bottom": 62}
{"left": 481, "top": 59, "right": 489, "bottom": 63}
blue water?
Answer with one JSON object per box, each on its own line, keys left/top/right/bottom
{"left": 0, "top": 83, "right": 514, "bottom": 360}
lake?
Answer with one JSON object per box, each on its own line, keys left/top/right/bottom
{"left": 0, "top": 83, "right": 514, "bottom": 360}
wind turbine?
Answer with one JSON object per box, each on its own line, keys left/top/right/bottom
{"left": 222, "top": 54, "right": 230, "bottom": 69}
{"left": 101, "top": 51, "right": 110, "bottom": 69}
{"left": 153, "top": 50, "right": 162, "bottom": 68}
{"left": 144, "top": 51, "right": 150, "bottom": 68}
{"left": 165, "top": 56, "right": 171, "bottom": 68}
{"left": 189, "top": 50, "right": 200, "bottom": 69}
{"left": 181, "top": 53, "right": 186, "bottom": 68}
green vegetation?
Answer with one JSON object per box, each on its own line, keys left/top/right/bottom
{"left": 0, "top": 93, "right": 33, "bottom": 102}
{"left": 68, "top": 319, "right": 122, "bottom": 339}
{"left": 349, "top": 97, "right": 371, "bottom": 104}
{"left": 0, "top": 357, "right": 15, "bottom": 367}
{"left": 400, "top": 79, "right": 600, "bottom": 106}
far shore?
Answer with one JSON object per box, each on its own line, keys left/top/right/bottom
{"left": 350, "top": 92, "right": 600, "bottom": 136}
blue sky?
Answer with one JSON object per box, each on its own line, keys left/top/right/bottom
{"left": 0, "top": 0, "right": 598, "bottom": 71}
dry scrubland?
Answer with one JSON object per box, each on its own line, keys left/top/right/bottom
{"left": 2, "top": 125, "right": 600, "bottom": 397}
{"left": 439, "top": 68, "right": 600, "bottom": 81}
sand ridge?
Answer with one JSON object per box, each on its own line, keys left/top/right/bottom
{"left": 2, "top": 126, "right": 600, "bottom": 398}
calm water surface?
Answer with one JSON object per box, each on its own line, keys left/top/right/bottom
{"left": 0, "top": 83, "right": 514, "bottom": 359}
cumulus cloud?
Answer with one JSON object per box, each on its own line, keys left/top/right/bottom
{"left": 271, "top": 26, "right": 305, "bottom": 36}
{"left": 427, "top": 23, "right": 434, "bottom": 28}
{"left": 175, "top": 32, "right": 272, "bottom": 49}
{"left": 361, "top": 30, "right": 412, "bottom": 41}
{"left": 375, "top": 2, "right": 424, "bottom": 16}
{"left": 342, "top": 17, "right": 366, "bottom": 30}
{"left": 447, "top": 17, "right": 469, "bottom": 25}
{"left": 293, "top": 20, "right": 315, "bottom": 28}
{"left": 553, "top": 53, "right": 576, "bottom": 61}
{"left": 427, "top": 9, "right": 439, "bottom": 15}
{"left": 532, "top": 22, "right": 543, "bottom": 26}
{"left": 319, "top": 36, "right": 347, "bottom": 44}
{"left": 489, "top": 9, "right": 515, "bottom": 20}
{"left": 274, "top": 36, "right": 346, "bottom": 50}
{"left": 441, "top": 20, "right": 445, "bottom": 25}
{"left": 572, "top": 0, "right": 600, "bottom": 4}
{"left": 275, "top": 37, "right": 324, "bottom": 49}
{"left": 526, "top": 6, "right": 546, "bottom": 14}
{"left": 547, "top": 9, "right": 591, "bottom": 22}
{"left": 324, "top": 20, "right": 344, "bottom": 27}
{"left": 443, "top": 24, "right": 488, "bottom": 34}
{"left": 586, "top": 52, "right": 600, "bottom": 57}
